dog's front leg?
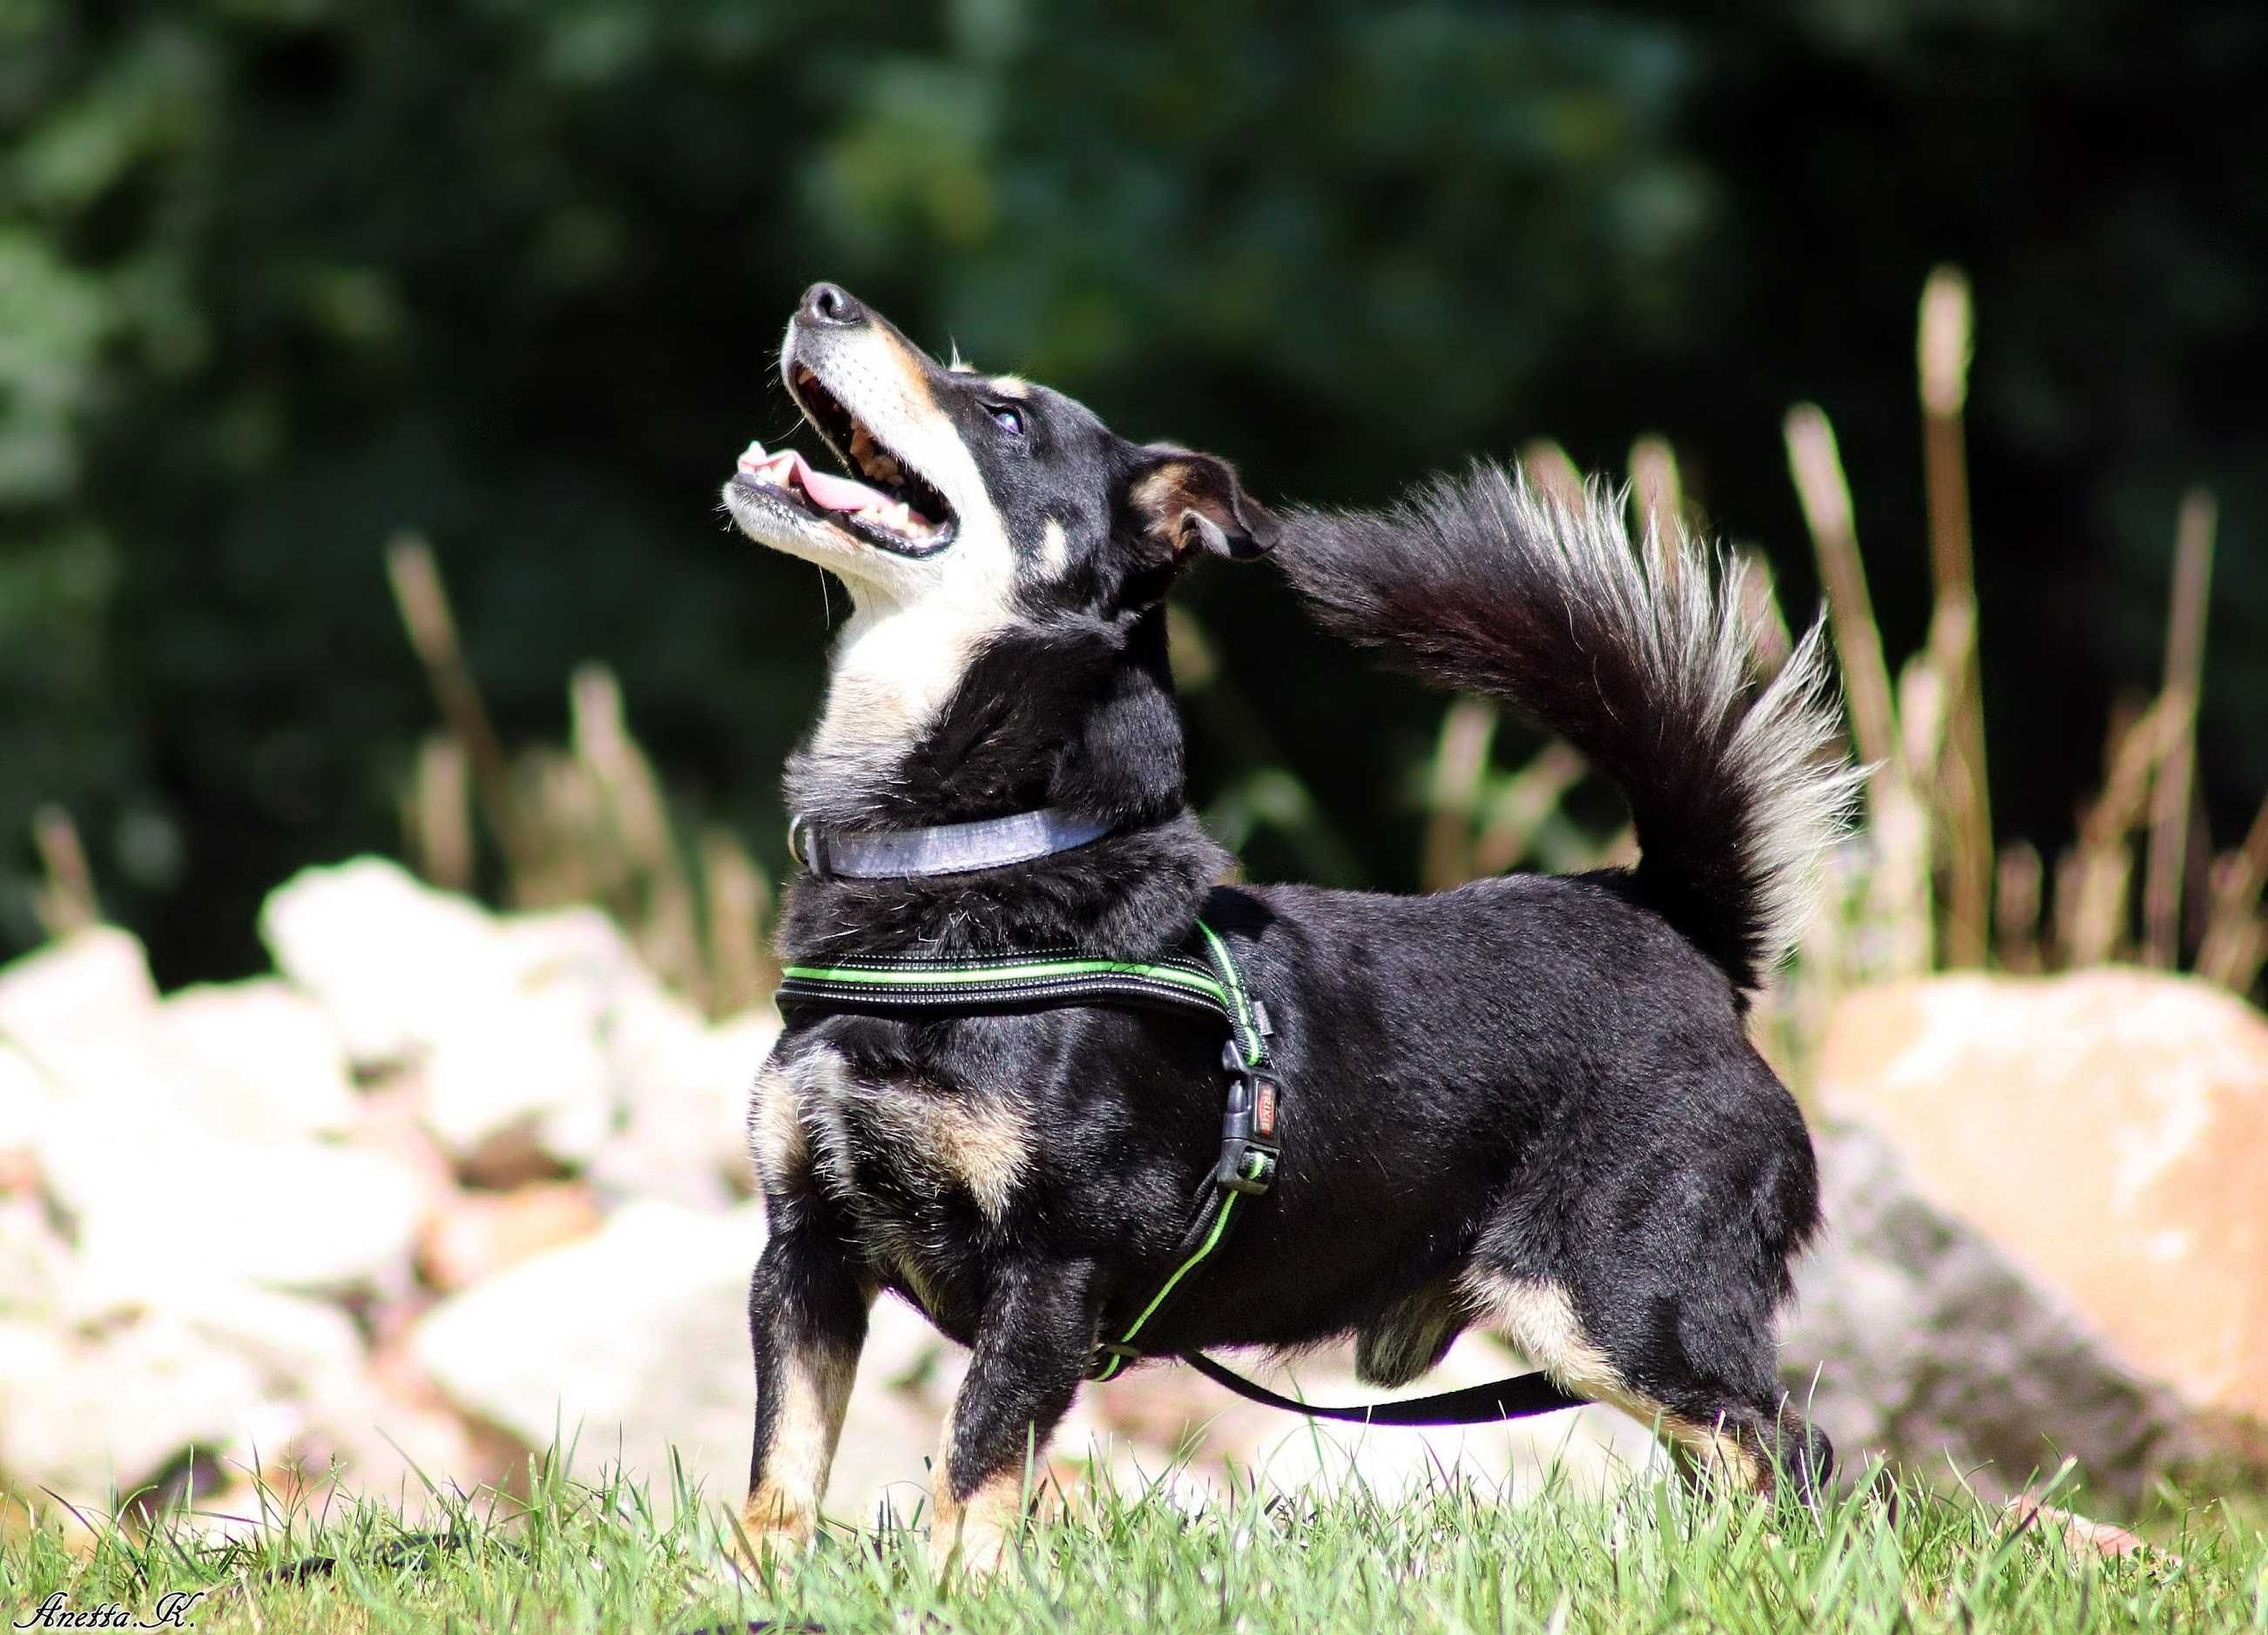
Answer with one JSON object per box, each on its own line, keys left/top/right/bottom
{"left": 738, "top": 1221, "right": 870, "bottom": 1564}
{"left": 931, "top": 1258, "right": 1099, "bottom": 1576}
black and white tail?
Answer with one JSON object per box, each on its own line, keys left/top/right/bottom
{"left": 1280, "top": 465, "right": 1860, "bottom": 992}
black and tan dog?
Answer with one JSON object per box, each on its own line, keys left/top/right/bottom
{"left": 721, "top": 283, "right": 1857, "bottom": 1567}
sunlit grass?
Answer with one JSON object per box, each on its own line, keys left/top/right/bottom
{"left": 4, "top": 1451, "right": 2263, "bottom": 1634}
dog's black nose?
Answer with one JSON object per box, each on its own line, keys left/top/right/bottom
{"left": 800, "top": 282, "right": 864, "bottom": 328}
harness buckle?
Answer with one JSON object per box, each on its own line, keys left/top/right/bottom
{"left": 1214, "top": 1064, "right": 1282, "bottom": 1196}
{"left": 1085, "top": 1341, "right": 1144, "bottom": 1382}
{"left": 786, "top": 813, "right": 832, "bottom": 878}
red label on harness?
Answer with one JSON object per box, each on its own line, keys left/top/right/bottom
{"left": 1255, "top": 1078, "right": 1277, "bottom": 1138}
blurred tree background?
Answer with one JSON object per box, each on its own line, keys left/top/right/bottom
{"left": 3, "top": 0, "right": 2262, "bottom": 983}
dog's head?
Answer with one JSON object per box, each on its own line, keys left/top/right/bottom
{"left": 722, "top": 283, "right": 1277, "bottom": 619}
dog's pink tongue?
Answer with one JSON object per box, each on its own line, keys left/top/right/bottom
{"left": 793, "top": 456, "right": 887, "bottom": 514}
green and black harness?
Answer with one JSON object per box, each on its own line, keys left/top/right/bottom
{"left": 775, "top": 909, "right": 1587, "bottom": 1428}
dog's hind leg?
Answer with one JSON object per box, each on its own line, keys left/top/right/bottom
{"left": 930, "top": 1258, "right": 1100, "bottom": 1577}
{"left": 1461, "top": 1267, "right": 1832, "bottom": 1503}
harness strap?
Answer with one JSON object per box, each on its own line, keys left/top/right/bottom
{"left": 773, "top": 911, "right": 1583, "bottom": 1427}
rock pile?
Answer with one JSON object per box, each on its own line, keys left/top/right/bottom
{"left": 0, "top": 858, "right": 759, "bottom": 1530}
{"left": 0, "top": 868, "right": 2254, "bottom": 1534}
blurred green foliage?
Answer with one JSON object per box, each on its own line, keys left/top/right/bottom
{"left": 3, "top": 0, "right": 2262, "bottom": 978}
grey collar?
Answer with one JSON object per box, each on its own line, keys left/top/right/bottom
{"left": 788, "top": 807, "right": 1117, "bottom": 880}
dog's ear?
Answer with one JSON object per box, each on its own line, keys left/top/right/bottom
{"left": 1126, "top": 445, "right": 1279, "bottom": 563}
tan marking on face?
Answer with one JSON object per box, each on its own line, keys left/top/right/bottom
{"left": 1036, "top": 517, "right": 1070, "bottom": 578}
{"left": 748, "top": 1057, "right": 809, "bottom": 1185}
{"left": 987, "top": 375, "right": 1030, "bottom": 399}
{"left": 740, "top": 1339, "right": 859, "bottom": 1551}
{"left": 730, "top": 321, "right": 1025, "bottom": 782}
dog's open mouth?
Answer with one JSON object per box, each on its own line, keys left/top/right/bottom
{"left": 732, "top": 365, "right": 957, "bottom": 557}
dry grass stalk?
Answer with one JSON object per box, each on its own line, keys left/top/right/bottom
{"left": 702, "top": 826, "right": 776, "bottom": 1016}
{"left": 1862, "top": 659, "right": 1938, "bottom": 976}
{"left": 1916, "top": 265, "right": 1988, "bottom": 960}
{"left": 1518, "top": 438, "right": 1586, "bottom": 511}
{"left": 2199, "top": 794, "right": 2268, "bottom": 990}
{"left": 569, "top": 664, "right": 704, "bottom": 1003}
{"left": 2141, "top": 490, "right": 2217, "bottom": 968}
{"left": 1422, "top": 698, "right": 1497, "bottom": 890}
{"left": 406, "top": 733, "right": 474, "bottom": 892}
{"left": 1785, "top": 405, "right": 1900, "bottom": 781}
{"left": 1734, "top": 548, "right": 1795, "bottom": 680}
{"left": 29, "top": 803, "right": 99, "bottom": 935}
{"left": 1471, "top": 743, "right": 1587, "bottom": 876}
{"left": 1995, "top": 840, "right": 2045, "bottom": 973}
{"left": 385, "top": 533, "right": 532, "bottom": 880}
{"left": 1918, "top": 267, "right": 1978, "bottom": 590}
{"left": 2064, "top": 696, "right": 2177, "bottom": 966}
{"left": 1628, "top": 436, "right": 1684, "bottom": 584}
{"left": 1785, "top": 402, "right": 1931, "bottom": 973}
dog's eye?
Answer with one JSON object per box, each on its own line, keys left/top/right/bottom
{"left": 986, "top": 403, "right": 1026, "bottom": 437}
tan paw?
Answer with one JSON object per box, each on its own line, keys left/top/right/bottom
{"left": 930, "top": 1469, "right": 1024, "bottom": 1583}
{"left": 730, "top": 1491, "right": 817, "bottom": 1577}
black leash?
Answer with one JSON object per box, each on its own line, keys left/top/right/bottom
{"left": 775, "top": 900, "right": 1585, "bottom": 1429}
{"left": 1183, "top": 1351, "right": 1583, "bottom": 1425}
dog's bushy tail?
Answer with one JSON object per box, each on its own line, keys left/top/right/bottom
{"left": 1279, "top": 466, "right": 1860, "bottom": 992}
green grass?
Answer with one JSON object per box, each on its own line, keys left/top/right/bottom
{"left": 4, "top": 1455, "right": 2264, "bottom": 1634}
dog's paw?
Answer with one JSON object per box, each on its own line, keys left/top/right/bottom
{"left": 728, "top": 1493, "right": 820, "bottom": 1580}
{"left": 937, "top": 1512, "right": 1015, "bottom": 1584}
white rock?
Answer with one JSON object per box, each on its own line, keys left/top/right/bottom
{"left": 0, "top": 1313, "right": 266, "bottom": 1501}
{"left": 585, "top": 991, "right": 777, "bottom": 1206}
{"left": 413, "top": 1201, "right": 936, "bottom": 1518}
{"left": 0, "top": 926, "right": 159, "bottom": 1055}
{"left": 36, "top": 1100, "right": 423, "bottom": 1299}
{"left": 0, "top": 1280, "right": 428, "bottom": 1509}
{"left": 1816, "top": 970, "right": 2268, "bottom": 1456}
{"left": 418, "top": 985, "right": 618, "bottom": 1175}
{"left": 1784, "top": 1120, "right": 2201, "bottom": 1505}
{"left": 0, "top": 1197, "right": 73, "bottom": 1321}
{"left": 491, "top": 904, "right": 644, "bottom": 991}
{"left": 158, "top": 979, "right": 358, "bottom": 1140}
{"left": 0, "top": 929, "right": 173, "bottom": 1108}
{"left": 0, "top": 1042, "right": 48, "bottom": 1143}
{"left": 260, "top": 857, "right": 513, "bottom": 1067}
